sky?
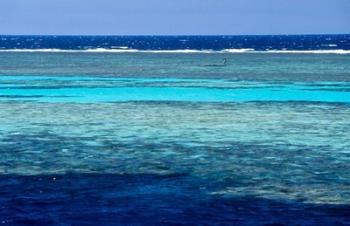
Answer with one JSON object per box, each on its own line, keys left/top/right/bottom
{"left": 0, "top": 0, "right": 349, "bottom": 35}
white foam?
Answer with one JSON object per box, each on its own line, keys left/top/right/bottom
{"left": 0, "top": 48, "right": 139, "bottom": 53}
{"left": 0, "top": 48, "right": 67, "bottom": 52}
{"left": 83, "top": 48, "right": 216, "bottom": 53}
{"left": 222, "top": 48, "right": 255, "bottom": 53}
{"left": 145, "top": 49, "right": 214, "bottom": 53}
{"left": 0, "top": 48, "right": 209, "bottom": 53}
{"left": 111, "top": 46, "right": 129, "bottom": 49}
{"left": 0, "top": 48, "right": 349, "bottom": 54}
{"left": 0, "top": 48, "right": 244, "bottom": 53}
{"left": 263, "top": 49, "right": 350, "bottom": 54}
{"left": 85, "top": 48, "right": 139, "bottom": 53}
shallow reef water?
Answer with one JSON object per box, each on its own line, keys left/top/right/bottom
{"left": 1, "top": 50, "right": 350, "bottom": 225}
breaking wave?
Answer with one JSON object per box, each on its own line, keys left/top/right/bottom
{"left": 0, "top": 48, "right": 349, "bottom": 54}
{"left": 263, "top": 49, "right": 350, "bottom": 54}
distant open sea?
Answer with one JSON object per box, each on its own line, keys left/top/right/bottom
{"left": 1, "top": 35, "right": 350, "bottom": 225}
{"left": 1, "top": 34, "right": 350, "bottom": 53}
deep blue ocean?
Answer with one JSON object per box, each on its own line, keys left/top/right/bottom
{"left": 1, "top": 35, "right": 350, "bottom": 225}
{"left": 1, "top": 34, "right": 350, "bottom": 52}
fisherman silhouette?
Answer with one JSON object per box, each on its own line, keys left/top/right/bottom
{"left": 222, "top": 58, "right": 227, "bottom": 66}
{"left": 204, "top": 58, "right": 227, "bottom": 67}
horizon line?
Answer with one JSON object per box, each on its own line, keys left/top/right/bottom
{"left": 1, "top": 33, "right": 350, "bottom": 37}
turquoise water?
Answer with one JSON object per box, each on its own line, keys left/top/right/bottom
{"left": 1, "top": 76, "right": 350, "bottom": 103}
{"left": 1, "top": 52, "right": 350, "bottom": 225}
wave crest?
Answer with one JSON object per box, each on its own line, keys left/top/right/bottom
{"left": 0, "top": 48, "right": 349, "bottom": 54}
{"left": 222, "top": 48, "right": 255, "bottom": 53}
{"left": 264, "top": 50, "right": 350, "bottom": 54}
